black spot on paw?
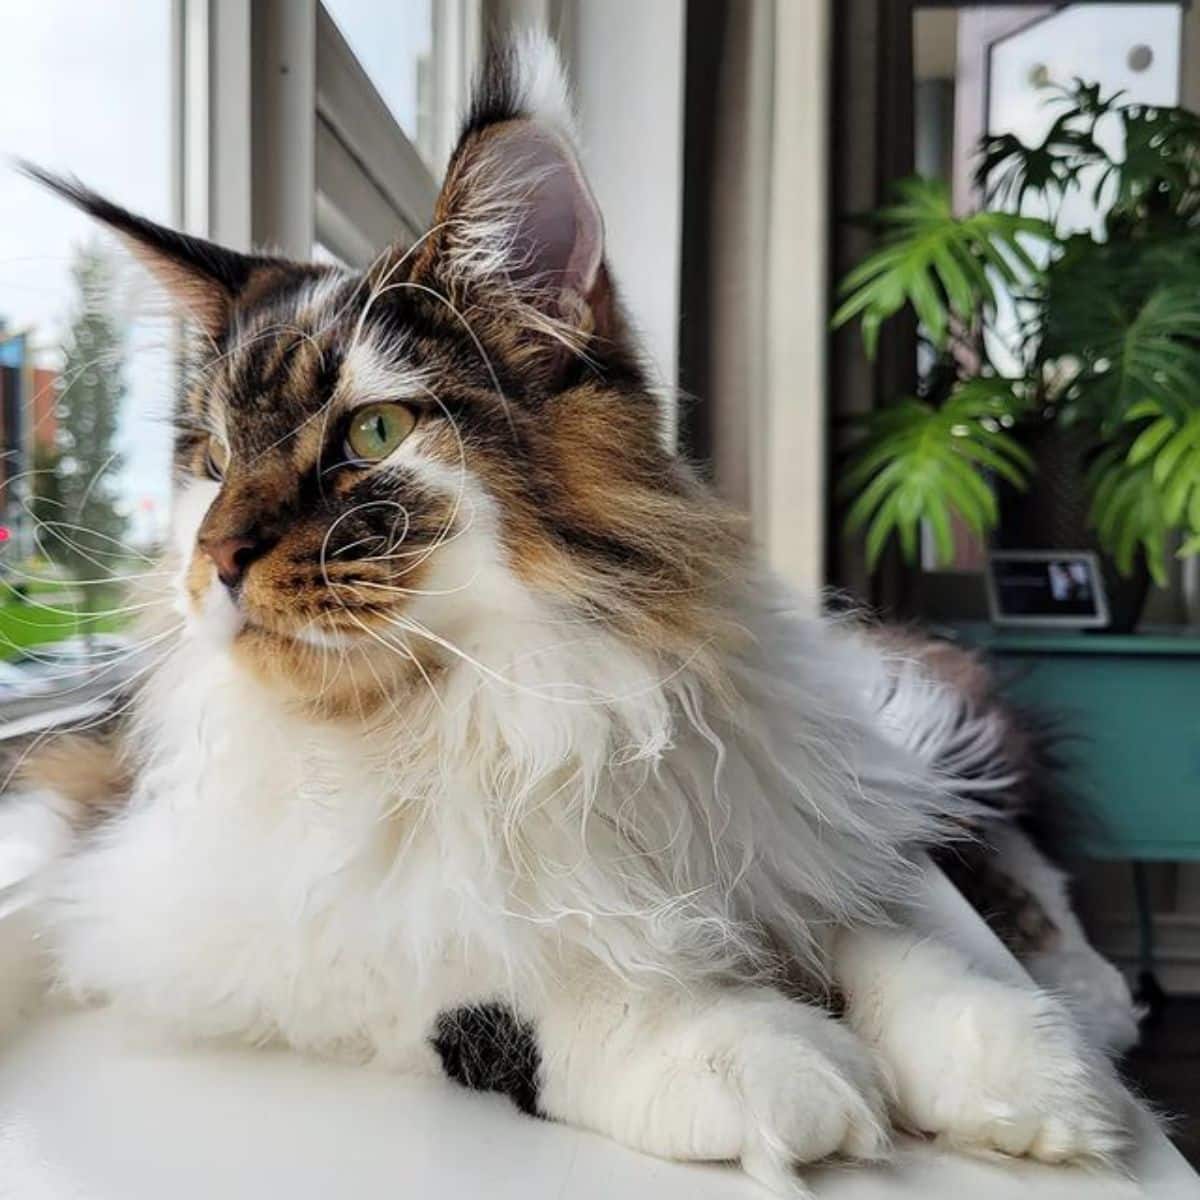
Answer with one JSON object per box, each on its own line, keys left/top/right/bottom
{"left": 430, "top": 1002, "right": 542, "bottom": 1117}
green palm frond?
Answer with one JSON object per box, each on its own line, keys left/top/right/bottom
{"left": 1101, "top": 402, "right": 1200, "bottom": 577}
{"left": 1040, "top": 241, "right": 1200, "bottom": 429}
{"left": 832, "top": 76, "right": 1200, "bottom": 580}
{"left": 1061, "top": 79, "right": 1125, "bottom": 122}
{"left": 832, "top": 178, "right": 1052, "bottom": 359}
{"left": 840, "top": 379, "right": 1033, "bottom": 569}
{"left": 1100, "top": 103, "right": 1200, "bottom": 218}
{"left": 1088, "top": 444, "right": 1171, "bottom": 584}
{"left": 975, "top": 113, "right": 1105, "bottom": 210}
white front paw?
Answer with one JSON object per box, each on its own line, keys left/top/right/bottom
{"left": 883, "top": 984, "right": 1129, "bottom": 1166}
{"left": 644, "top": 992, "right": 891, "bottom": 1196}
{"left": 734, "top": 1016, "right": 891, "bottom": 1195}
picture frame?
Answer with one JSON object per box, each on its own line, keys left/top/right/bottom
{"left": 986, "top": 550, "right": 1110, "bottom": 629}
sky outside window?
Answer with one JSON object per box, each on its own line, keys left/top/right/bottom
{"left": 0, "top": 1, "right": 174, "bottom": 548}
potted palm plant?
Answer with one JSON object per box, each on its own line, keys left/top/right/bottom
{"left": 834, "top": 80, "right": 1200, "bottom": 626}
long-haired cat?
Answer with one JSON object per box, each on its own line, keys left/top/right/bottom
{"left": 0, "top": 34, "right": 1127, "bottom": 1196}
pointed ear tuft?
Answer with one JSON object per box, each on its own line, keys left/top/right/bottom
{"left": 19, "top": 162, "right": 278, "bottom": 337}
{"left": 415, "top": 33, "right": 608, "bottom": 354}
{"left": 462, "top": 29, "right": 578, "bottom": 143}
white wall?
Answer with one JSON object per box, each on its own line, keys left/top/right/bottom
{"left": 763, "top": 0, "right": 829, "bottom": 603}
{"left": 561, "top": 0, "right": 685, "bottom": 399}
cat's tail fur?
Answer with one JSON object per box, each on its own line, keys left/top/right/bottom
{"left": 858, "top": 624, "right": 1142, "bottom": 1053}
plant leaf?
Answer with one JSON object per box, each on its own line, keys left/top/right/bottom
{"left": 839, "top": 382, "right": 1033, "bottom": 570}
{"left": 833, "top": 177, "right": 1052, "bottom": 359}
{"left": 1040, "top": 240, "right": 1200, "bottom": 429}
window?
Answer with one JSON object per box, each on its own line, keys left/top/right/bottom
{"left": 313, "top": 1, "right": 477, "bottom": 266}
{"left": 322, "top": 0, "right": 438, "bottom": 165}
{"left": 246, "top": 2, "right": 476, "bottom": 269}
{"left": 0, "top": 0, "right": 175, "bottom": 706}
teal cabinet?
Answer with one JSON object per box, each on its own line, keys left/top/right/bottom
{"left": 946, "top": 626, "right": 1200, "bottom": 861}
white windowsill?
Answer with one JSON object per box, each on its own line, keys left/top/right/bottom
{"left": 0, "top": 862, "right": 1194, "bottom": 1198}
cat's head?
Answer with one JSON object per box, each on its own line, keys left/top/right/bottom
{"left": 29, "top": 34, "right": 742, "bottom": 715}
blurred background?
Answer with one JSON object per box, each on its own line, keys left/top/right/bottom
{"left": 1, "top": 0, "right": 1198, "bottom": 1164}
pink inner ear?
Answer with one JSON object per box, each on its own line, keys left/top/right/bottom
{"left": 492, "top": 124, "right": 604, "bottom": 307}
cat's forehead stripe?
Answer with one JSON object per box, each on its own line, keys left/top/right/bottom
{"left": 295, "top": 271, "right": 354, "bottom": 326}
{"left": 232, "top": 269, "right": 350, "bottom": 339}
{"left": 218, "top": 278, "right": 435, "bottom": 418}
{"left": 339, "top": 338, "right": 435, "bottom": 408}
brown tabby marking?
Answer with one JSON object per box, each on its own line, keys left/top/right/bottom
{"left": 18, "top": 732, "right": 132, "bottom": 828}
{"left": 939, "top": 846, "right": 1062, "bottom": 958}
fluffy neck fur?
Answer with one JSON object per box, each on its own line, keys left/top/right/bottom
{"left": 110, "top": 487, "right": 964, "bottom": 1009}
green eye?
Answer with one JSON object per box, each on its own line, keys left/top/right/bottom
{"left": 345, "top": 403, "right": 417, "bottom": 463}
{"left": 206, "top": 436, "right": 229, "bottom": 480}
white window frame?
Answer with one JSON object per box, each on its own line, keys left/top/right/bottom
{"left": 180, "top": 0, "right": 479, "bottom": 266}
{"left": 316, "top": 1, "right": 481, "bottom": 266}
{"left": 315, "top": 5, "right": 438, "bottom": 264}
{"left": 179, "top": 0, "right": 254, "bottom": 251}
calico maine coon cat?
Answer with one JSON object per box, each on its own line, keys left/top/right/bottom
{"left": 0, "top": 34, "right": 1127, "bottom": 1195}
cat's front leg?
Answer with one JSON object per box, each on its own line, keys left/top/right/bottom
{"left": 529, "top": 977, "right": 890, "bottom": 1196}
{"left": 832, "top": 923, "right": 1130, "bottom": 1166}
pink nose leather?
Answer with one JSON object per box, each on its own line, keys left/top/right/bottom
{"left": 200, "top": 534, "right": 259, "bottom": 590}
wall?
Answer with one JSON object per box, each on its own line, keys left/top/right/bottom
{"left": 762, "top": 0, "right": 829, "bottom": 600}
{"left": 561, "top": 0, "right": 685, "bottom": 409}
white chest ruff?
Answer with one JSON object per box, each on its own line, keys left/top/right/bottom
{"left": 46, "top": 657, "right": 521, "bottom": 1057}
{"left": 41, "top": 585, "right": 962, "bottom": 1059}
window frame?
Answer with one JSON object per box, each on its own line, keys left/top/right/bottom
{"left": 180, "top": 0, "right": 254, "bottom": 251}
{"left": 315, "top": 5, "right": 439, "bottom": 263}
{"left": 234, "top": 0, "right": 482, "bottom": 268}
{"left": 316, "top": 1, "right": 482, "bottom": 266}
{"left": 201, "top": 0, "right": 479, "bottom": 264}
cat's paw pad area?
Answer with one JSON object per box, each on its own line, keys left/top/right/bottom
{"left": 882, "top": 984, "right": 1130, "bottom": 1168}
{"left": 605, "top": 992, "right": 892, "bottom": 1196}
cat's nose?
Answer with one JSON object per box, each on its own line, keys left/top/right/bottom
{"left": 199, "top": 533, "right": 266, "bottom": 592}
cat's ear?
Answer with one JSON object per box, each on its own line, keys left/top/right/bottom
{"left": 412, "top": 34, "right": 610, "bottom": 359}
{"left": 19, "top": 164, "right": 283, "bottom": 338}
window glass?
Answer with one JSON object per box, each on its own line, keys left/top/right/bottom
{"left": 0, "top": 1, "right": 173, "bottom": 683}
{"left": 985, "top": 3, "right": 1182, "bottom": 374}
{"left": 313, "top": 242, "right": 348, "bottom": 268}
{"left": 323, "top": 0, "right": 438, "bottom": 166}
{"left": 910, "top": 3, "right": 1183, "bottom": 576}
